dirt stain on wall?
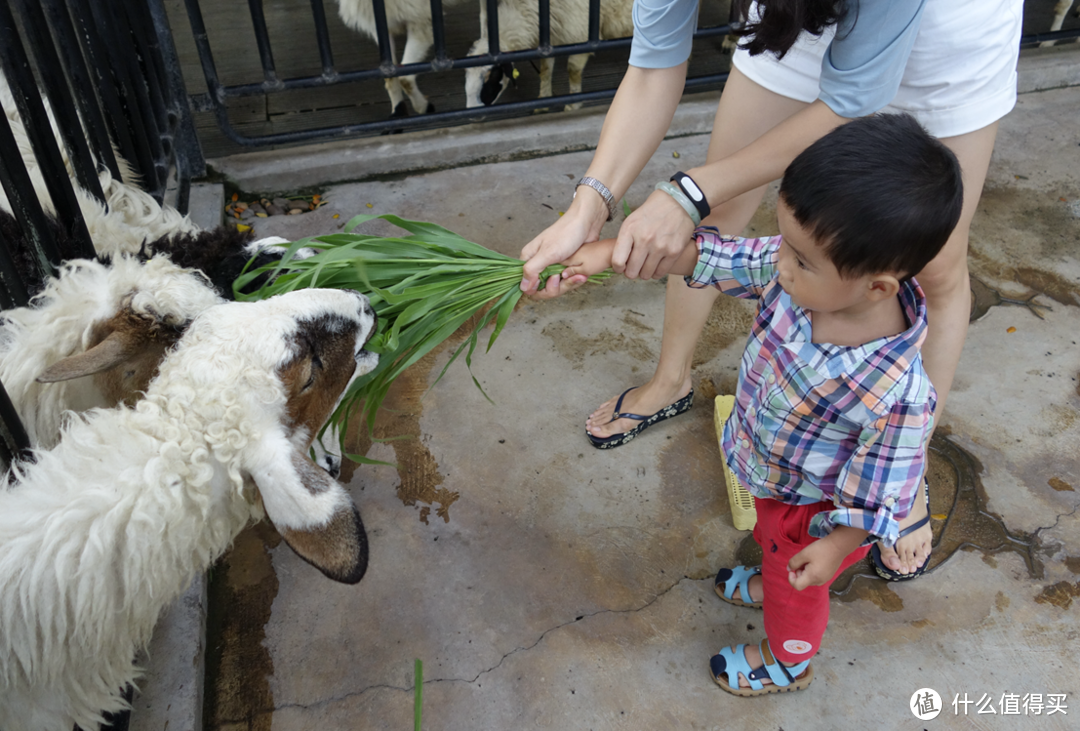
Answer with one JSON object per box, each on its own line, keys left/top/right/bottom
{"left": 1048, "top": 477, "right": 1075, "bottom": 492}
{"left": 204, "top": 522, "right": 281, "bottom": 731}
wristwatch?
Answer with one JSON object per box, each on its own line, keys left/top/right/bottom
{"left": 575, "top": 176, "right": 617, "bottom": 221}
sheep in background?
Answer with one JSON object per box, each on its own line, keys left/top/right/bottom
{"left": 336, "top": 0, "right": 470, "bottom": 119}
{"left": 0, "top": 251, "right": 225, "bottom": 450}
{"left": 1042, "top": 0, "right": 1079, "bottom": 47}
{"left": 464, "top": 0, "right": 634, "bottom": 110}
{"left": 0, "top": 288, "right": 379, "bottom": 731}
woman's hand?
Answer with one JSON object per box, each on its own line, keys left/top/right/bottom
{"left": 519, "top": 186, "right": 609, "bottom": 300}
{"left": 614, "top": 189, "right": 697, "bottom": 280}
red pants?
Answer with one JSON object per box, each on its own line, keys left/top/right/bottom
{"left": 753, "top": 497, "right": 870, "bottom": 664}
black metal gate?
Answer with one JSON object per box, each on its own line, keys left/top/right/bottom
{"left": 0, "top": 0, "right": 198, "bottom": 468}
{"left": 179, "top": 0, "right": 1080, "bottom": 148}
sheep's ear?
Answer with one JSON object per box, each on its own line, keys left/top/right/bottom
{"left": 248, "top": 443, "right": 368, "bottom": 584}
{"left": 36, "top": 330, "right": 139, "bottom": 383}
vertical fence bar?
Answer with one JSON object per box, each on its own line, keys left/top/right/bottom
{"left": 371, "top": 0, "right": 394, "bottom": 68}
{"left": 12, "top": 0, "right": 105, "bottom": 205}
{"left": 246, "top": 0, "right": 279, "bottom": 86}
{"left": 428, "top": 0, "right": 447, "bottom": 66}
{"left": 66, "top": 0, "right": 141, "bottom": 182}
{"left": 588, "top": 0, "right": 599, "bottom": 43}
{"left": 86, "top": 0, "right": 165, "bottom": 196}
{"left": 42, "top": 0, "right": 121, "bottom": 181}
{"left": 0, "top": 378, "right": 32, "bottom": 469}
{"left": 0, "top": 0, "right": 92, "bottom": 262}
{"left": 485, "top": 0, "right": 500, "bottom": 56}
{"left": 538, "top": 0, "right": 550, "bottom": 50}
{"left": 147, "top": 0, "right": 205, "bottom": 207}
{"left": 0, "top": 208, "right": 30, "bottom": 309}
{"left": 310, "top": 0, "right": 336, "bottom": 77}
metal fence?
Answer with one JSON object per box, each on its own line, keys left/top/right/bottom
{"left": 181, "top": 0, "right": 1080, "bottom": 147}
{"left": 182, "top": 0, "right": 737, "bottom": 145}
{"left": 0, "top": 0, "right": 198, "bottom": 469}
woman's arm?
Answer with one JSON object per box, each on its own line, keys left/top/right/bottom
{"left": 519, "top": 62, "right": 687, "bottom": 297}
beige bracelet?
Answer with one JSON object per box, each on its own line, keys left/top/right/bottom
{"left": 654, "top": 181, "right": 702, "bottom": 226}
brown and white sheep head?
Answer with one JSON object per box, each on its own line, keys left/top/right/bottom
{"left": 36, "top": 291, "right": 192, "bottom": 405}
{"left": 157, "top": 287, "right": 379, "bottom": 584}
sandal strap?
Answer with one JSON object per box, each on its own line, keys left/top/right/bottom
{"left": 609, "top": 387, "right": 649, "bottom": 423}
{"left": 718, "top": 565, "right": 761, "bottom": 602}
{"left": 758, "top": 639, "right": 810, "bottom": 687}
{"left": 896, "top": 477, "right": 932, "bottom": 539}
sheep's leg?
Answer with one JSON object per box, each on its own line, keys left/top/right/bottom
{"left": 400, "top": 22, "right": 436, "bottom": 114}
{"left": 1041, "top": 0, "right": 1078, "bottom": 47}
{"left": 382, "top": 35, "right": 409, "bottom": 121}
{"left": 564, "top": 53, "right": 589, "bottom": 111}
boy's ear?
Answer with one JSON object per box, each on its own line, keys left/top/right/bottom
{"left": 866, "top": 274, "right": 901, "bottom": 302}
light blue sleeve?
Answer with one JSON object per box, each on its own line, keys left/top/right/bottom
{"left": 818, "top": 0, "right": 927, "bottom": 118}
{"left": 628, "top": 0, "right": 700, "bottom": 69}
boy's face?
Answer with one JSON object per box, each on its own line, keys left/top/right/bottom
{"left": 775, "top": 200, "right": 880, "bottom": 314}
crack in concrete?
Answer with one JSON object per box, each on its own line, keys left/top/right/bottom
{"left": 245, "top": 576, "right": 694, "bottom": 716}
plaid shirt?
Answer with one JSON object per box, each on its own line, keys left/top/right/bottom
{"left": 687, "top": 228, "right": 935, "bottom": 547}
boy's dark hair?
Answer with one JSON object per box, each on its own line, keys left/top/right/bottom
{"left": 778, "top": 113, "right": 964, "bottom": 280}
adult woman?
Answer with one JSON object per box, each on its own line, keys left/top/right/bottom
{"left": 519, "top": 0, "right": 1023, "bottom": 579}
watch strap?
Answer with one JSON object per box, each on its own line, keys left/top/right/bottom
{"left": 670, "top": 171, "right": 711, "bottom": 221}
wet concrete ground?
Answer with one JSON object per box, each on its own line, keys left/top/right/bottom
{"left": 193, "top": 82, "right": 1078, "bottom": 728}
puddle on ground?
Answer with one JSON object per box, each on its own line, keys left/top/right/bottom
{"left": 731, "top": 432, "right": 1042, "bottom": 613}
{"left": 204, "top": 521, "right": 280, "bottom": 731}
{"left": 341, "top": 343, "right": 460, "bottom": 525}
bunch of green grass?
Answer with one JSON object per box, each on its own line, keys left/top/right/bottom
{"left": 235, "top": 213, "right": 609, "bottom": 453}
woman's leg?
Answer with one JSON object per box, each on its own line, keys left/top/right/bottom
{"left": 876, "top": 121, "right": 1001, "bottom": 574}
{"left": 587, "top": 69, "right": 809, "bottom": 438}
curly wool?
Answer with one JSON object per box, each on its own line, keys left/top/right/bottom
{"left": 0, "top": 255, "right": 223, "bottom": 448}
{"left": 0, "top": 300, "right": 300, "bottom": 731}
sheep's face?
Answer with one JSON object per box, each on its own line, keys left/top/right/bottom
{"left": 177, "top": 288, "right": 378, "bottom": 584}
{"left": 465, "top": 62, "right": 514, "bottom": 108}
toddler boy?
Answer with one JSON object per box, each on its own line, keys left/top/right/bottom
{"left": 560, "top": 113, "right": 963, "bottom": 695}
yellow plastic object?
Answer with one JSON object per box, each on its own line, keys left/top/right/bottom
{"left": 714, "top": 395, "right": 757, "bottom": 531}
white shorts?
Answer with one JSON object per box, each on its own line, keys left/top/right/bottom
{"left": 732, "top": 0, "right": 1023, "bottom": 138}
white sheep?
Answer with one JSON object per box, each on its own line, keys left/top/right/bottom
{"left": 0, "top": 253, "right": 225, "bottom": 450}
{"left": 464, "top": 0, "right": 634, "bottom": 109}
{"left": 336, "top": 0, "right": 470, "bottom": 118}
{"left": 0, "top": 287, "right": 379, "bottom": 731}
{"left": 1041, "top": 0, "right": 1079, "bottom": 47}
{"left": 0, "top": 74, "right": 200, "bottom": 258}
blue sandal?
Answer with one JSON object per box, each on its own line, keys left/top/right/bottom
{"left": 714, "top": 565, "right": 763, "bottom": 609}
{"left": 586, "top": 387, "right": 694, "bottom": 449}
{"left": 710, "top": 639, "right": 814, "bottom": 697}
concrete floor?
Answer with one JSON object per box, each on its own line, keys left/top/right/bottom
{"left": 139, "top": 58, "right": 1079, "bottom": 730}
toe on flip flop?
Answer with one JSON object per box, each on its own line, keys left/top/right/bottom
{"left": 586, "top": 387, "right": 694, "bottom": 450}
{"left": 714, "top": 565, "right": 763, "bottom": 609}
{"left": 709, "top": 639, "right": 813, "bottom": 697}
{"left": 872, "top": 478, "right": 932, "bottom": 582}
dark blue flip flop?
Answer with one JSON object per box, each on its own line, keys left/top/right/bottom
{"left": 587, "top": 387, "right": 694, "bottom": 449}
{"left": 872, "top": 478, "right": 932, "bottom": 581}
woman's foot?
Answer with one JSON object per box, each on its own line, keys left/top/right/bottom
{"left": 876, "top": 480, "right": 932, "bottom": 575}
{"left": 585, "top": 378, "right": 692, "bottom": 440}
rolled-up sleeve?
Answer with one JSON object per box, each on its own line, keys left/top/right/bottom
{"left": 818, "top": 0, "right": 927, "bottom": 118}
{"left": 629, "top": 0, "right": 700, "bottom": 69}
{"left": 808, "top": 387, "right": 933, "bottom": 546}
{"left": 686, "top": 228, "right": 779, "bottom": 298}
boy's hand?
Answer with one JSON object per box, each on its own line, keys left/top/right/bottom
{"left": 787, "top": 526, "right": 870, "bottom": 591}
{"left": 559, "top": 238, "right": 618, "bottom": 280}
